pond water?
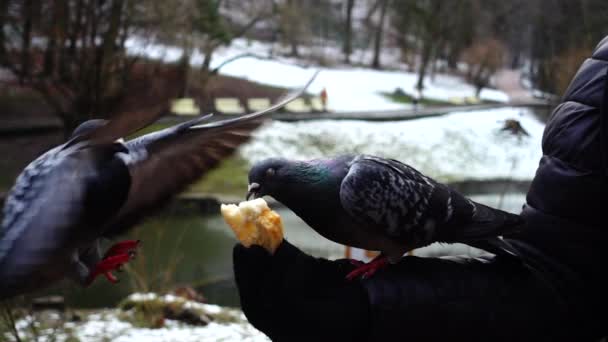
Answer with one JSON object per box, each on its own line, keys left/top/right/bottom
{"left": 34, "top": 192, "right": 525, "bottom": 309}
{"left": 35, "top": 206, "right": 343, "bottom": 309}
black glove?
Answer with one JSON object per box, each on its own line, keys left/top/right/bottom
{"left": 233, "top": 240, "right": 370, "bottom": 342}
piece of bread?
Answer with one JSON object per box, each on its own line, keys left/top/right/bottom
{"left": 221, "top": 198, "right": 284, "bottom": 254}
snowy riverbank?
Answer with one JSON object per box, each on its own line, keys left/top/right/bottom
{"left": 4, "top": 293, "right": 269, "bottom": 342}
{"left": 125, "top": 37, "right": 510, "bottom": 112}
{"left": 240, "top": 107, "right": 544, "bottom": 182}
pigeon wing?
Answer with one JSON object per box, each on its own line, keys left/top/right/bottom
{"left": 104, "top": 74, "right": 318, "bottom": 237}
{"left": 339, "top": 156, "right": 435, "bottom": 241}
{"left": 64, "top": 105, "right": 168, "bottom": 149}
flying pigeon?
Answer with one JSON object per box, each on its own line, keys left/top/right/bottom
{"left": 0, "top": 72, "right": 317, "bottom": 299}
{"left": 247, "top": 154, "right": 524, "bottom": 279}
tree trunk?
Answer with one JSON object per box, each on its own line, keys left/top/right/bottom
{"left": 371, "top": 0, "right": 388, "bottom": 69}
{"left": 94, "top": 0, "right": 123, "bottom": 116}
{"left": 446, "top": 44, "right": 460, "bottom": 70}
{"left": 0, "top": 0, "right": 8, "bottom": 62}
{"left": 343, "top": 0, "right": 355, "bottom": 64}
{"left": 178, "top": 35, "right": 193, "bottom": 98}
{"left": 178, "top": 52, "right": 191, "bottom": 98}
{"left": 290, "top": 38, "right": 299, "bottom": 57}
{"left": 285, "top": 0, "right": 300, "bottom": 57}
{"left": 20, "top": 0, "right": 34, "bottom": 83}
{"left": 200, "top": 46, "right": 215, "bottom": 101}
{"left": 416, "top": 37, "right": 433, "bottom": 91}
{"left": 475, "top": 84, "right": 483, "bottom": 98}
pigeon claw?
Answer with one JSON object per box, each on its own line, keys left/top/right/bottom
{"left": 87, "top": 253, "right": 132, "bottom": 286}
{"left": 103, "top": 271, "right": 118, "bottom": 283}
{"left": 346, "top": 256, "right": 389, "bottom": 281}
{"left": 103, "top": 240, "right": 141, "bottom": 259}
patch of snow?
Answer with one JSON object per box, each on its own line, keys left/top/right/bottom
{"left": 78, "top": 310, "right": 270, "bottom": 342}
{"left": 11, "top": 304, "right": 270, "bottom": 342}
{"left": 199, "top": 304, "right": 223, "bottom": 315}
{"left": 128, "top": 292, "right": 159, "bottom": 301}
{"left": 125, "top": 293, "right": 236, "bottom": 318}
{"left": 240, "top": 107, "right": 543, "bottom": 181}
{"left": 125, "top": 37, "right": 510, "bottom": 111}
{"left": 107, "top": 321, "right": 268, "bottom": 342}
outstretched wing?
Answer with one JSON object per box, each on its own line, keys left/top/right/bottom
{"left": 65, "top": 105, "right": 169, "bottom": 149}
{"left": 104, "top": 73, "right": 318, "bottom": 236}
{"left": 339, "top": 156, "right": 436, "bottom": 243}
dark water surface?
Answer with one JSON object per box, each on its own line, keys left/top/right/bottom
{"left": 35, "top": 206, "right": 341, "bottom": 308}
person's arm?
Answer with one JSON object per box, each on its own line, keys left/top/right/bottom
{"left": 233, "top": 240, "right": 370, "bottom": 342}
{"left": 234, "top": 239, "right": 586, "bottom": 342}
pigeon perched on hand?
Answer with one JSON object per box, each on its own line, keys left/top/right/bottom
{"left": 0, "top": 73, "right": 317, "bottom": 299}
{"left": 247, "top": 154, "right": 524, "bottom": 279}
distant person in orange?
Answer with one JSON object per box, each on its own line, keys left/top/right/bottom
{"left": 320, "top": 87, "right": 328, "bottom": 112}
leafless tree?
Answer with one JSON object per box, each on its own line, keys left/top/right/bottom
{"left": 371, "top": 0, "right": 388, "bottom": 69}
{"left": 0, "top": 0, "right": 163, "bottom": 136}
{"left": 462, "top": 38, "right": 506, "bottom": 96}
{"left": 342, "top": 0, "right": 355, "bottom": 64}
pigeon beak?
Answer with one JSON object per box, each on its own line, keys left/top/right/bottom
{"left": 246, "top": 183, "right": 260, "bottom": 200}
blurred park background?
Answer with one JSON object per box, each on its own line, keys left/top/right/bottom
{"left": 1, "top": 0, "right": 608, "bottom": 340}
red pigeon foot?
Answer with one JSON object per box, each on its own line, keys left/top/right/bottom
{"left": 346, "top": 255, "right": 389, "bottom": 280}
{"left": 87, "top": 253, "right": 134, "bottom": 285}
{"left": 103, "top": 240, "right": 141, "bottom": 259}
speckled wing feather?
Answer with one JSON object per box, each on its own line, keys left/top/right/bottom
{"left": 339, "top": 156, "right": 436, "bottom": 241}
{"left": 103, "top": 74, "right": 318, "bottom": 237}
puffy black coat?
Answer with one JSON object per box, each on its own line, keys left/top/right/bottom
{"left": 527, "top": 36, "right": 608, "bottom": 228}
{"left": 524, "top": 36, "right": 608, "bottom": 296}
{"left": 516, "top": 34, "right": 608, "bottom": 341}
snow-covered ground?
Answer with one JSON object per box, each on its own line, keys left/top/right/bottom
{"left": 239, "top": 107, "right": 543, "bottom": 182}
{"left": 6, "top": 293, "right": 269, "bottom": 342}
{"left": 125, "top": 37, "right": 510, "bottom": 112}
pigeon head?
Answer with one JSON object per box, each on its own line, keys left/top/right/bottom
{"left": 247, "top": 157, "right": 348, "bottom": 203}
{"left": 70, "top": 119, "right": 108, "bottom": 139}
{"left": 247, "top": 158, "right": 290, "bottom": 200}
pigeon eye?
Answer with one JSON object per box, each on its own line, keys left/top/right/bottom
{"left": 266, "top": 168, "right": 276, "bottom": 177}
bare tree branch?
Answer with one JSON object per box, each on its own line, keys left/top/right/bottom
{"left": 209, "top": 52, "right": 269, "bottom": 75}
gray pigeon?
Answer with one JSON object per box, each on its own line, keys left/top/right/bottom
{"left": 0, "top": 73, "right": 317, "bottom": 299}
{"left": 247, "top": 154, "right": 524, "bottom": 279}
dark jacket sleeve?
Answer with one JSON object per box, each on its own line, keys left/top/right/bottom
{"left": 361, "top": 250, "right": 601, "bottom": 342}
{"left": 517, "top": 36, "right": 608, "bottom": 341}
{"left": 235, "top": 239, "right": 607, "bottom": 342}
{"left": 526, "top": 36, "right": 608, "bottom": 229}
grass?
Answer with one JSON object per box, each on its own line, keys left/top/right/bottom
{"left": 380, "top": 91, "right": 501, "bottom": 106}
{"left": 117, "top": 294, "right": 242, "bottom": 328}
{"left": 128, "top": 122, "right": 173, "bottom": 137}
{"left": 188, "top": 156, "right": 249, "bottom": 197}
{"left": 380, "top": 91, "right": 452, "bottom": 106}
